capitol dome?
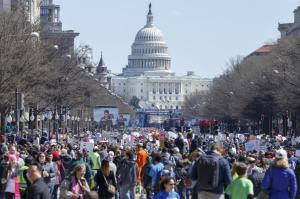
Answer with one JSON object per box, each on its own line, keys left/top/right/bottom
{"left": 135, "top": 27, "right": 164, "bottom": 42}
{"left": 122, "top": 3, "right": 172, "bottom": 77}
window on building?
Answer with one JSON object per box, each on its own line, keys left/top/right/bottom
{"left": 165, "top": 105, "right": 168, "bottom": 109}
{"left": 171, "top": 105, "right": 173, "bottom": 109}
{"left": 141, "top": 89, "right": 143, "bottom": 93}
{"left": 160, "top": 105, "right": 163, "bottom": 109}
{"left": 176, "top": 96, "right": 179, "bottom": 100}
{"left": 176, "top": 106, "right": 179, "bottom": 110}
{"left": 169, "top": 96, "right": 172, "bottom": 100}
{"left": 153, "top": 96, "right": 156, "bottom": 100}
{"left": 141, "top": 96, "right": 143, "bottom": 100}
{"left": 164, "top": 96, "right": 167, "bottom": 100}
{"left": 160, "top": 96, "right": 163, "bottom": 100}
{"left": 164, "top": 88, "right": 167, "bottom": 94}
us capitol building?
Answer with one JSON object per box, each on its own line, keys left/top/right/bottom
{"left": 111, "top": 4, "right": 212, "bottom": 110}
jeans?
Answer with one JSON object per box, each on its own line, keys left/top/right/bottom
{"left": 119, "top": 184, "right": 135, "bottom": 199}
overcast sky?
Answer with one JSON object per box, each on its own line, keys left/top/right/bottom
{"left": 55, "top": 0, "right": 298, "bottom": 78}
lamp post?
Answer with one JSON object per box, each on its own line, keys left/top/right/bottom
{"left": 76, "top": 116, "right": 80, "bottom": 136}
{"left": 40, "top": 114, "right": 45, "bottom": 133}
{"left": 19, "top": 113, "right": 25, "bottom": 135}
{"left": 66, "top": 114, "right": 70, "bottom": 132}
{"left": 71, "top": 116, "right": 75, "bottom": 134}
{"left": 88, "top": 118, "right": 91, "bottom": 131}
{"left": 30, "top": 113, "right": 34, "bottom": 135}
{"left": 84, "top": 117, "right": 88, "bottom": 132}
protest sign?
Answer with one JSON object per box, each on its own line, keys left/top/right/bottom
{"left": 80, "top": 142, "right": 94, "bottom": 153}
{"left": 245, "top": 140, "right": 257, "bottom": 152}
{"left": 296, "top": 150, "right": 300, "bottom": 157}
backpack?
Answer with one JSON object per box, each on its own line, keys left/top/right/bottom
{"left": 197, "top": 155, "right": 221, "bottom": 190}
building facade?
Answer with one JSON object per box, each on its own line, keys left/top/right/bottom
{"left": 111, "top": 4, "right": 212, "bottom": 110}
{"left": 40, "top": 0, "right": 79, "bottom": 55}
{"left": 0, "top": 0, "right": 40, "bottom": 23}
{"left": 278, "top": 5, "right": 300, "bottom": 38}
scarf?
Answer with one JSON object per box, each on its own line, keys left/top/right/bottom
{"left": 70, "top": 176, "right": 84, "bottom": 196}
{"left": 14, "top": 177, "right": 20, "bottom": 199}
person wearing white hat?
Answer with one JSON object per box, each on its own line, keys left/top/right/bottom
{"left": 261, "top": 149, "right": 297, "bottom": 199}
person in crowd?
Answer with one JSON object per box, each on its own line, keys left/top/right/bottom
{"left": 136, "top": 143, "right": 148, "bottom": 184}
{"left": 118, "top": 151, "right": 137, "bottom": 199}
{"left": 68, "top": 150, "right": 92, "bottom": 183}
{"left": 26, "top": 163, "right": 51, "bottom": 199}
{"left": 149, "top": 154, "right": 164, "bottom": 191}
{"left": 60, "top": 148, "right": 72, "bottom": 170}
{"left": 60, "top": 164, "right": 91, "bottom": 199}
{"left": 154, "top": 176, "right": 180, "bottom": 199}
{"left": 225, "top": 162, "right": 254, "bottom": 199}
{"left": 141, "top": 156, "right": 153, "bottom": 199}
{"left": 89, "top": 146, "right": 101, "bottom": 172}
{"left": 38, "top": 152, "right": 56, "bottom": 196}
{"left": 247, "top": 156, "right": 263, "bottom": 176}
{"left": 1, "top": 154, "right": 20, "bottom": 199}
{"left": 94, "top": 159, "right": 117, "bottom": 199}
{"left": 174, "top": 134, "right": 185, "bottom": 154}
{"left": 261, "top": 149, "right": 297, "bottom": 199}
{"left": 107, "top": 151, "right": 117, "bottom": 176}
{"left": 191, "top": 143, "right": 232, "bottom": 199}
{"left": 52, "top": 150, "right": 65, "bottom": 199}
{"left": 19, "top": 156, "right": 34, "bottom": 198}
{"left": 248, "top": 157, "right": 265, "bottom": 198}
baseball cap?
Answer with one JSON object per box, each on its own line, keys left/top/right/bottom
{"left": 275, "top": 149, "right": 287, "bottom": 159}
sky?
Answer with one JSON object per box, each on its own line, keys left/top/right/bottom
{"left": 55, "top": 0, "right": 299, "bottom": 78}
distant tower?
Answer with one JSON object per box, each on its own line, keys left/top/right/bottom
{"left": 96, "top": 52, "right": 109, "bottom": 88}
{"left": 40, "top": 0, "right": 79, "bottom": 55}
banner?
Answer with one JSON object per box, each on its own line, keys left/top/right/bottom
{"left": 245, "top": 140, "right": 268, "bottom": 152}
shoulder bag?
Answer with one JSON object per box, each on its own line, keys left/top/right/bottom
{"left": 102, "top": 172, "right": 116, "bottom": 195}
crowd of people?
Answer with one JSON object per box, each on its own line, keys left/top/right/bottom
{"left": 0, "top": 130, "right": 298, "bottom": 199}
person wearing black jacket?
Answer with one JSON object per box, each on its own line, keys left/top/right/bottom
{"left": 95, "top": 159, "right": 117, "bottom": 199}
{"left": 26, "top": 163, "right": 51, "bottom": 199}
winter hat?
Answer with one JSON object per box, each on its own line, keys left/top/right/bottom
{"left": 53, "top": 151, "right": 60, "bottom": 160}
{"left": 275, "top": 149, "right": 288, "bottom": 159}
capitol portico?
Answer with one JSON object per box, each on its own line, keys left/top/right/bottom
{"left": 111, "top": 4, "right": 212, "bottom": 110}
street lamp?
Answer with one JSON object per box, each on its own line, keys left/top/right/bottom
{"left": 30, "top": 32, "right": 39, "bottom": 38}
{"left": 40, "top": 114, "right": 45, "bottom": 133}
{"left": 76, "top": 116, "right": 80, "bottom": 136}
{"left": 30, "top": 114, "right": 35, "bottom": 134}
{"left": 71, "top": 116, "right": 75, "bottom": 134}
{"left": 6, "top": 115, "right": 12, "bottom": 123}
{"left": 273, "top": 69, "right": 279, "bottom": 74}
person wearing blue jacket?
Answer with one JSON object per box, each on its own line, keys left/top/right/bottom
{"left": 261, "top": 149, "right": 297, "bottom": 199}
{"left": 154, "top": 176, "right": 180, "bottom": 199}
